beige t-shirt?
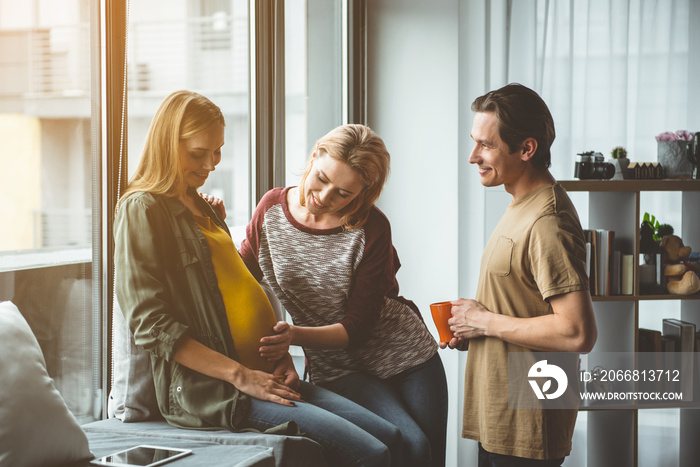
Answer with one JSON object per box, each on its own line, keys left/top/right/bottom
{"left": 462, "top": 183, "right": 590, "bottom": 460}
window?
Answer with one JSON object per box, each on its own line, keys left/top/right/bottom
{"left": 284, "top": 0, "right": 345, "bottom": 185}
{"left": 0, "top": 0, "right": 101, "bottom": 423}
{"left": 126, "top": 0, "right": 251, "bottom": 230}
{"left": 197, "top": 0, "right": 234, "bottom": 51}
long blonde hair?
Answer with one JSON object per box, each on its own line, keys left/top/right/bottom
{"left": 120, "top": 90, "right": 225, "bottom": 202}
{"left": 298, "top": 124, "right": 390, "bottom": 229}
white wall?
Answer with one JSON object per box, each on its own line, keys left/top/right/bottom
{"left": 366, "top": 1, "right": 524, "bottom": 465}
{"left": 366, "top": 1, "right": 470, "bottom": 465}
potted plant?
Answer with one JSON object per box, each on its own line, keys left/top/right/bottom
{"left": 610, "top": 146, "right": 629, "bottom": 179}
{"left": 639, "top": 212, "right": 674, "bottom": 294}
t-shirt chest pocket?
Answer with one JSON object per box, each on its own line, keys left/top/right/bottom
{"left": 487, "top": 236, "right": 514, "bottom": 276}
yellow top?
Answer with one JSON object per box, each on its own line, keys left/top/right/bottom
{"left": 194, "top": 215, "right": 276, "bottom": 373}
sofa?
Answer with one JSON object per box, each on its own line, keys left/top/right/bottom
{"left": 0, "top": 300, "right": 326, "bottom": 467}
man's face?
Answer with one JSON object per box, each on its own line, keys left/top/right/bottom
{"left": 468, "top": 112, "right": 525, "bottom": 188}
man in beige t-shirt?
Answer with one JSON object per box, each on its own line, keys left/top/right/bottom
{"left": 442, "top": 83, "right": 597, "bottom": 466}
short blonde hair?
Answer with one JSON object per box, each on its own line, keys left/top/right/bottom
{"left": 298, "top": 124, "right": 390, "bottom": 229}
{"left": 120, "top": 90, "right": 225, "bottom": 202}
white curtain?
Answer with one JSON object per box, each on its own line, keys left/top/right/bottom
{"left": 475, "top": 0, "right": 699, "bottom": 182}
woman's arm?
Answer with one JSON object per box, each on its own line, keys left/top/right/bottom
{"left": 287, "top": 322, "right": 349, "bottom": 348}
{"left": 173, "top": 334, "right": 302, "bottom": 406}
{"left": 114, "top": 195, "right": 189, "bottom": 360}
{"left": 259, "top": 321, "right": 349, "bottom": 360}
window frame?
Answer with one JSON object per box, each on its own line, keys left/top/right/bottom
{"left": 251, "top": 0, "right": 286, "bottom": 203}
{"left": 102, "top": 0, "right": 128, "bottom": 419}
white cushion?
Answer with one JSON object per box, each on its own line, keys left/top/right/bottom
{"left": 0, "top": 300, "right": 92, "bottom": 467}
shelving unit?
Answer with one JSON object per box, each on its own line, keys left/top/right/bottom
{"left": 559, "top": 179, "right": 700, "bottom": 467}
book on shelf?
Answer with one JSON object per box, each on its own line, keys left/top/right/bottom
{"left": 662, "top": 335, "right": 678, "bottom": 394}
{"left": 661, "top": 335, "right": 677, "bottom": 352}
{"left": 638, "top": 328, "right": 663, "bottom": 393}
{"left": 583, "top": 229, "right": 597, "bottom": 295}
{"left": 663, "top": 318, "right": 696, "bottom": 352}
{"left": 621, "top": 254, "right": 634, "bottom": 295}
{"left": 638, "top": 328, "right": 662, "bottom": 352}
{"left": 611, "top": 250, "right": 621, "bottom": 295}
{"left": 583, "top": 229, "right": 621, "bottom": 296}
{"left": 696, "top": 331, "right": 700, "bottom": 401}
{"left": 585, "top": 242, "right": 591, "bottom": 287}
{"left": 662, "top": 318, "right": 696, "bottom": 400}
{"left": 597, "top": 230, "right": 610, "bottom": 296}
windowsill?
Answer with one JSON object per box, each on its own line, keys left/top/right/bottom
{"left": 0, "top": 246, "right": 91, "bottom": 273}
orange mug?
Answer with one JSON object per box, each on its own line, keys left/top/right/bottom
{"left": 430, "top": 301, "right": 454, "bottom": 343}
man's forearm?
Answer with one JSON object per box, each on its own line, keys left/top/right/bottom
{"left": 485, "top": 312, "right": 595, "bottom": 352}
{"left": 451, "top": 291, "right": 597, "bottom": 353}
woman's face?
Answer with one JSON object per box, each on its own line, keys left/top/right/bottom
{"left": 303, "top": 152, "right": 365, "bottom": 216}
{"left": 178, "top": 124, "right": 225, "bottom": 189}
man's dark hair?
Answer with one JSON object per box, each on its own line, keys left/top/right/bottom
{"left": 471, "top": 83, "right": 555, "bottom": 169}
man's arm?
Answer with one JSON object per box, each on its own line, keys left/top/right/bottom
{"left": 448, "top": 290, "right": 597, "bottom": 352}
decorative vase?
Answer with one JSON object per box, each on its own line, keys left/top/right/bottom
{"left": 657, "top": 141, "right": 694, "bottom": 179}
{"left": 611, "top": 157, "right": 630, "bottom": 180}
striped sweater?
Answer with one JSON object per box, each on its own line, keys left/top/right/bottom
{"left": 239, "top": 187, "right": 437, "bottom": 384}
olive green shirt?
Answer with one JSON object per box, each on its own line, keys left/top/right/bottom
{"left": 114, "top": 188, "right": 251, "bottom": 431}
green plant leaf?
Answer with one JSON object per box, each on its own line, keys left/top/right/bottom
{"left": 657, "top": 224, "right": 674, "bottom": 238}
{"left": 643, "top": 212, "right": 673, "bottom": 243}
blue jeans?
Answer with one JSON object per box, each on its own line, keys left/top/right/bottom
{"left": 320, "top": 352, "right": 449, "bottom": 467}
{"left": 245, "top": 380, "right": 399, "bottom": 467}
{"left": 478, "top": 444, "right": 565, "bottom": 467}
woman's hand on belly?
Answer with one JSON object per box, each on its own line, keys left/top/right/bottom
{"left": 259, "top": 321, "right": 293, "bottom": 361}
